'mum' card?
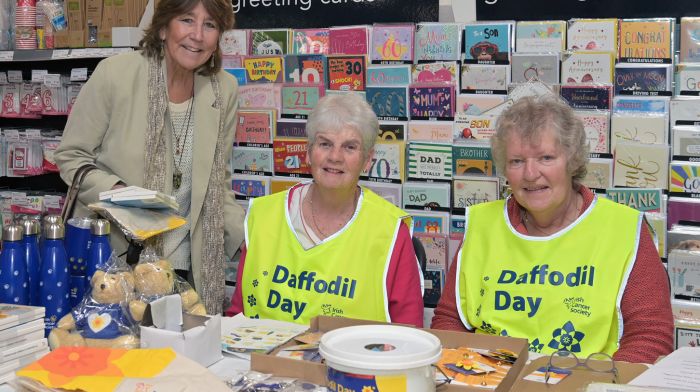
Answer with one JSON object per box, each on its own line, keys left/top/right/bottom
{"left": 409, "top": 84, "right": 455, "bottom": 120}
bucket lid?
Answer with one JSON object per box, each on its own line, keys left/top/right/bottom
{"left": 319, "top": 325, "right": 442, "bottom": 371}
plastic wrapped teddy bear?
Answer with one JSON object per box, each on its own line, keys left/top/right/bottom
{"left": 129, "top": 256, "right": 207, "bottom": 322}
{"left": 48, "top": 262, "right": 139, "bottom": 349}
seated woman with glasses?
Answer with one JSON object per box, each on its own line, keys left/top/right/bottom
{"left": 226, "top": 94, "right": 424, "bottom": 327}
{"left": 431, "top": 95, "right": 673, "bottom": 363}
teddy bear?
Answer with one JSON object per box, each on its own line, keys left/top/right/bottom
{"left": 128, "top": 259, "right": 207, "bottom": 322}
{"left": 48, "top": 270, "right": 139, "bottom": 349}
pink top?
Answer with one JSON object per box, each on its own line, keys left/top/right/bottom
{"left": 431, "top": 186, "right": 674, "bottom": 364}
{"left": 226, "top": 185, "right": 425, "bottom": 327}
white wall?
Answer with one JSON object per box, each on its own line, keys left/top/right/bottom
{"left": 439, "top": 0, "right": 477, "bottom": 23}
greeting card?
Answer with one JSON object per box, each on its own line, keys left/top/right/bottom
{"left": 250, "top": 29, "right": 290, "bottom": 55}
{"left": 409, "top": 84, "right": 455, "bottom": 120}
{"left": 292, "top": 28, "right": 329, "bottom": 54}
{"left": 407, "top": 120, "right": 452, "bottom": 143}
{"left": 407, "top": 142, "right": 453, "bottom": 181}
{"left": 455, "top": 94, "right": 507, "bottom": 116}
{"left": 575, "top": 110, "right": 610, "bottom": 153}
{"left": 408, "top": 209, "right": 450, "bottom": 234}
{"left": 613, "top": 142, "right": 670, "bottom": 189}
{"left": 567, "top": 18, "right": 618, "bottom": 52}
{"left": 234, "top": 109, "right": 275, "bottom": 147}
{"left": 614, "top": 64, "right": 672, "bottom": 94}
{"left": 413, "top": 22, "right": 461, "bottom": 62}
{"left": 270, "top": 176, "right": 303, "bottom": 195}
{"left": 412, "top": 61, "right": 459, "bottom": 85}
{"left": 371, "top": 23, "right": 415, "bottom": 63}
{"left": 276, "top": 119, "right": 307, "bottom": 139}
{"left": 515, "top": 20, "right": 567, "bottom": 53}
{"left": 672, "top": 125, "right": 700, "bottom": 158}
{"left": 402, "top": 181, "right": 451, "bottom": 211}
{"left": 452, "top": 175, "right": 501, "bottom": 212}
{"left": 243, "top": 56, "right": 284, "bottom": 83}
{"left": 378, "top": 121, "right": 406, "bottom": 141}
{"left": 581, "top": 157, "right": 613, "bottom": 190}
{"left": 272, "top": 139, "right": 311, "bottom": 177}
{"left": 605, "top": 188, "right": 663, "bottom": 212}
{"left": 280, "top": 84, "right": 324, "bottom": 119}
{"left": 560, "top": 51, "right": 614, "bottom": 84}
{"left": 359, "top": 180, "right": 402, "bottom": 207}
{"left": 613, "top": 96, "right": 668, "bottom": 114}
{"left": 510, "top": 53, "right": 559, "bottom": 84}
{"left": 680, "top": 17, "right": 700, "bottom": 63}
{"left": 231, "top": 146, "right": 273, "bottom": 176}
{"left": 560, "top": 85, "right": 612, "bottom": 110}
{"left": 328, "top": 25, "right": 370, "bottom": 55}
{"left": 284, "top": 54, "right": 326, "bottom": 85}
{"left": 611, "top": 113, "right": 669, "bottom": 150}
{"left": 415, "top": 233, "right": 449, "bottom": 271}
{"left": 463, "top": 22, "right": 512, "bottom": 63}
{"left": 460, "top": 64, "right": 509, "bottom": 93}
{"left": 618, "top": 18, "right": 674, "bottom": 62}
{"left": 670, "top": 161, "right": 700, "bottom": 194}
{"left": 367, "top": 65, "right": 411, "bottom": 86}
{"left": 671, "top": 98, "right": 700, "bottom": 127}
{"left": 366, "top": 86, "right": 408, "bottom": 121}
{"left": 452, "top": 143, "right": 495, "bottom": 176}
{"left": 453, "top": 113, "right": 498, "bottom": 142}
{"left": 675, "top": 64, "right": 700, "bottom": 95}
{"left": 231, "top": 175, "right": 270, "bottom": 200}
{"left": 360, "top": 141, "right": 405, "bottom": 183}
{"left": 327, "top": 55, "right": 366, "bottom": 91}
{"left": 220, "top": 29, "right": 248, "bottom": 55}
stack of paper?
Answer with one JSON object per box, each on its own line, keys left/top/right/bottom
{"left": 0, "top": 304, "right": 48, "bottom": 384}
{"left": 99, "top": 186, "right": 179, "bottom": 210}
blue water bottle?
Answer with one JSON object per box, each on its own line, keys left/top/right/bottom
{"left": 86, "top": 219, "right": 112, "bottom": 282}
{"left": 40, "top": 222, "right": 70, "bottom": 337}
{"left": 0, "top": 225, "right": 29, "bottom": 304}
{"left": 20, "top": 219, "right": 41, "bottom": 306}
{"left": 65, "top": 217, "right": 93, "bottom": 308}
{"left": 40, "top": 215, "right": 63, "bottom": 250}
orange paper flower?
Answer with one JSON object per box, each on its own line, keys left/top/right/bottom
{"left": 22, "top": 347, "right": 126, "bottom": 387}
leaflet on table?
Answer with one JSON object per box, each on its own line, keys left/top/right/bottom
{"left": 610, "top": 112, "right": 669, "bottom": 151}
{"left": 675, "top": 63, "right": 700, "bottom": 96}
{"left": 366, "top": 86, "right": 409, "bottom": 121}
{"left": 614, "top": 63, "right": 673, "bottom": 95}
{"left": 574, "top": 109, "right": 610, "bottom": 153}
{"left": 567, "top": 18, "right": 618, "bottom": 53}
{"left": 98, "top": 186, "right": 178, "bottom": 210}
{"left": 460, "top": 63, "right": 509, "bottom": 94}
{"left": 414, "top": 22, "right": 462, "bottom": 62}
{"left": 618, "top": 18, "right": 675, "bottom": 63}
{"left": 402, "top": 181, "right": 451, "bottom": 212}
{"left": 370, "top": 23, "right": 414, "bottom": 64}
{"left": 250, "top": 28, "right": 291, "bottom": 55}
{"left": 220, "top": 314, "right": 308, "bottom": 359}
{"left": 463, "top": 21, "right": 514, "bottom": 65}
{"left": 515, "top": 20, "right": 567, "bottom": 53}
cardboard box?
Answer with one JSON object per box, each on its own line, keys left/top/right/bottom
{"left": 68, "top": 30, "right": 86, "bottom": 48}
{"left": 66, "top": 0, "right": 85, "bottom": 31}
{"left": 140, "top": 295, "right": 222, "bottom": 368}
{"left": 251, "top": 316, "right": 528, "bottom": 392}
{"left": 510, "top": 356, "right": 648, "bottom": 391}
{"left": 53, "top": 31, "right": 71, "bottom": 48}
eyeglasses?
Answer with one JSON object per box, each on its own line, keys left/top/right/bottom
{"left": 545, "top": 350, "right": 619, "bottom": 384}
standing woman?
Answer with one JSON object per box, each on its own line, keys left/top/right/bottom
{"left": 54, "top": 0, "right": 244, "bottom": 314}
{"left": 227, "top": 94, "right": 424, "bottom": 327}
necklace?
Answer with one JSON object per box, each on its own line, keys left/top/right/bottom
{"left": 522, "top": 193, "right": 581, "bottom": 236}
{"left": 169, "top": 96, "right": 194, "bottom": 190}
{"left": 307, "top": 185, "right": 358, "bottom": 239}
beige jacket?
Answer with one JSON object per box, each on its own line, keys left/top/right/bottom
{"left": 55, "top": 51, "right": 245, "bottom": 302}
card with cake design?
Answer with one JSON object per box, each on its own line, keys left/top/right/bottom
{"left": 407, "top": 142, "right": 453, "bottom": 181}
{"left": 675, "top": 63, "right": 700, "bottom": 95}
{"left": 510, "top": 53, "right": 559, "bottom": 84}
{"left": 402, "top": 181, "right": 451, "bottom": 212}
{"left": 250, "top": 29, "right": 291, "bottom": 55}
{"left": 515, "top": 20, "right": 567, "bottom": 53}
{"left": 567, "top": 18, "right": 618, "bottom": 52}
{"left": 560, "top": 51, "right": 614, "bottom": 84}
{"left": 560, "top": 85, "right": 612, "bottom": 110}
{"left": 414, "top": 22, "right": 462, "bottom": 62}
{"left": 463, "top": 21, "right": 513, "bottom": 64}
{"left": 220, "top": 29, "right": 249, "bottom": 55}
{"left": 243, "top": 56, "right": 284, "bottom": 84}
{"left": 452, "top": 143, "right": 495, "bottom": 176}
{"left": 366, "top": 86, "right": 409, "bottom": 121}
{"left": 360, "top": 141, "right": 405, "bottom": 183}
{"left": 292, "top": 28, "right": 329, "bottom": 55}
{"left": 613, "top": 142, "right": 670, "bottom": 189}
{"left": 284, "top": 54, "right": 326, "bottom": 85}
{"left": 232, "top": 175, "right": 270, "bottom": 201}
{"left": 326, "top": 55, "right": 366, "bottom": 91}
{"left": 231, "top": 146, "right": 273, "bottom": 176}
{"left": 456, "top": 94, "right": 508, "bottom": 115}
{"left": 328, "top": 25, "right": 370, "bottom": 55}
{"left": 680, "top": 17, "right": 700, "bottom": 63}
{"left": 618, "top": 18, "right": 674, "bottom": 63}
{"left": 272, "top": 139, "right": 311, "bottom": 178}
{"left": 581, "top": 157, "right": 613, "bottom": 190}
{"left": 378, "top": 121, "right": 406, "bottom": 141}
{"left": 370, "top": 23, "right": 415, "bottom": 64}
{"left": 407, "top": 120, "right": 453, "bottom": 143}
{"left": 460, "top": 64, "right": 509, "bottom": 94}
{"left": 367, "top": 65, "right": 411, "bottom": 86}
{"left": 452, "top": 175, "right": 501, "bottom": 213}
{"left": 614, "top": 63, "right": 672, "bottom": 95}
{"left": 673, "top": 125, "right": 700, "bottom": 158}
{"left": 407, "top": 209, "right": 450, "bottom": 234}
{"left": 574, "top": 110, "right": 610, "bottom": 153}
{"left": 234, "top": 109, "right": 276, "bottom": 147}
{"left": 453, "top": 113, "right": 498, "bottom": 143}
{"left": 359, "top": 180, "right": 402, "bottom": 207}
{"left": 409, "top": 84, "right": 455, "bottom": 120}
{"left": 412, "top": 61, "right": 459, "bottom": 85}
{"left": 610, "top": 113, "right": 669, "bottom": 150}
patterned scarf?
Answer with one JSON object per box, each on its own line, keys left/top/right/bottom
{"left": 144, "top": 55, "right": 227, "bottom": 315}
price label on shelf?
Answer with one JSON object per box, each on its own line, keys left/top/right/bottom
{"left": 31, "top": 69, "right": 48, "bottom": 83}
{"left": 43, "top": 74, "right": 61, "bottom": 88}
{"left": 51, "top": 49, "right": 70, "bottom": 59}
{"left": 0, "top": 51, "right": 13, "bottom": 61}
{"left": 7, "top": 70, "right": 23, "bottom": 83}
{"left": 70, "top": 68, "right": 88, "bottom": 81}
{"left": 0, "top": 72, "right": 7, "bottom": 85}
